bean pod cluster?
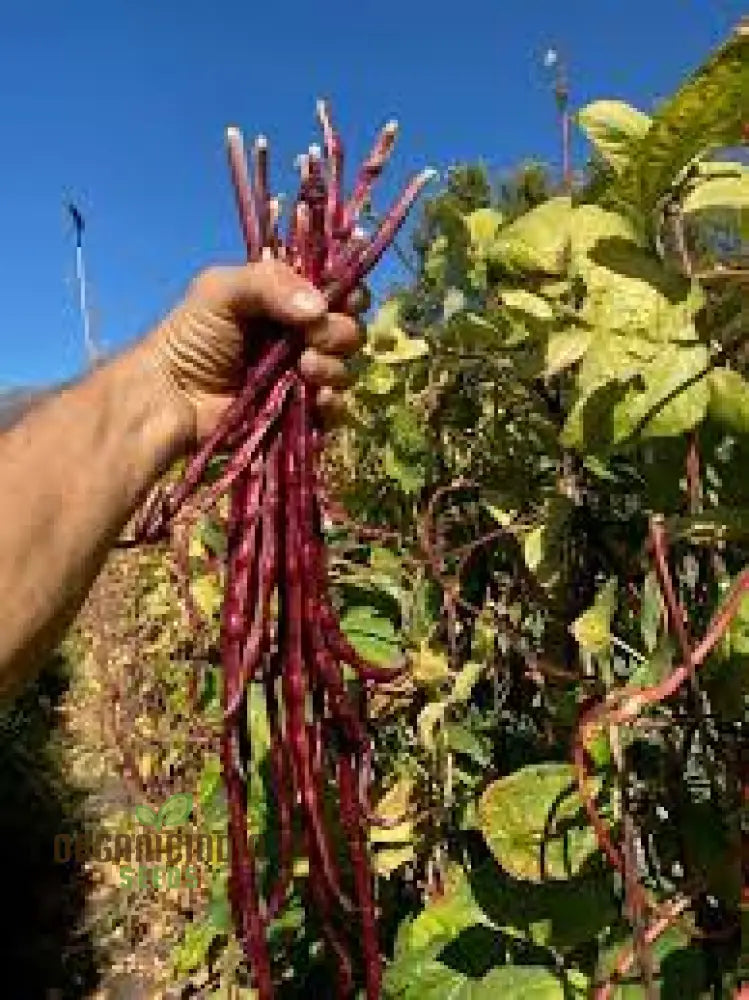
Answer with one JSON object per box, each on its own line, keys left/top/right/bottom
{"left": 133, "top": 102, "right": 433, "bottom": 998}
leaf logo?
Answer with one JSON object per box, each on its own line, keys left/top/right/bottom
{"left": 135, "top": 793, "right": 193, "bottom": 830}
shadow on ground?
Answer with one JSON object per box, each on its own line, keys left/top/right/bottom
{"left": 0, "top": 649, "right": 100, "bottom": 998}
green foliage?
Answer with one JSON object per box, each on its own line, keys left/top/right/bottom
{"left": 478, "top": 764, "right": 601, "bottom": 882}
{"left": 576, "top": 100, "right": 652, "bottom": 176}
{"left": 336, "top": 25, "right": 748, "bottom": 996}
{"left": 611, "top": 23, "right": 749, "bottom": 222}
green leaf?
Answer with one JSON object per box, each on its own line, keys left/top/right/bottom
{"left": 362, "top": 361, "right": 397, "bottom": 395}
{"left": 134, "top": 804, "right": 158, "bottom": 827}
{"left": 445, "top": 724, "right": 492, "bottom": 766}
{"left": 384, "top": 941, "right": 587, "bottom": 1000}
{"left": 447, "top": 311, "right": 502, "bottom": 349}
{"left": 396, "top": 870, "right": 490, "bottom": 956}
{"left": 683, "top": 169, "right": 749, "bottom": 215}
{"left": 197, "top": 754, "right": 227, "bottom": 829}
{"left": 615, "top": 344, "right": 709, "bottom": 442}
{"left": 170, "top": 919, "right": 218, "bottom": 975}
{"left": 155, "top": 792, "right": 193, "bottom": 829}
{"left": 465, "top": 207, "right": 504, "bottom": 250}
{"left": 708, "top": 368, "right": 749, "bottom": 434}
{"left": 198, "top": 516, "right": 227, "bottom": 558}
{"left": 576, "top": 100, "right": 652, "bottom": 175}
{"left": 370, "top": 777, "right": 415, "bottom": 877}
{"left": 410, "top": 641, "right": 450, "bottom": 686}
{"left": 399, "top": 860, "right": 617, "bottom": 959}
{"left": 478, "top": 763, "right": 600, "bottom": 882}
{"left": 570, "top": 577, "right": 617, "bottom": 655}
{"left": 417, "top": 701, "right": 448, "bottom": 753}
{"left": 501, "top": 289, "right": 554, "bottom": 323}
{"left": 571, "top": 203, "right": 642, "bottom": 258}
{"left": 640, "top": 570, "right": 664, "bottom": 653}
{"left": 614, "top": 25, "right": 749, "bottom": 218}
{"left": 340, "top": 605, "right": 401, "bottom": 666}
{"left": 390, "top": 405, "right": 429, "bottom": 457}
{"left": 489, "top": 196, "right": 572, "bottom": 275}
{"left": 451, "top": 660, "right": 486, "bottom": 703}
{"left": 523, "top": 526, "right": 544, "bottom": 572}
{"left": 544, "top": 327, "right": 592, "bottom": 378}
{"left": 384, "top": 443, "right": 426, "bottom": 495}
{"left": 192, "top": 572, "right": 221, "bottom": 619}
{"left": 197, "top": 755, "right": 222, "bottom": 810}
{"left": 469, "top": 967, "right": 587, "bottom": 999}
{"left": 365, "top": 299, "right": 430, "bottom": 365}
{"left": 629, "top": 632, "right": 674, "bottom": 687}
{"left": 207, "top": 875, "right": 231, "bottom": 932}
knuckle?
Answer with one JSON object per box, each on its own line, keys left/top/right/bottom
{"left": 254, "top": 257, "right": 292, "bottom": 288}
{"left": 190, "top": 266, "right": 226, "bottom": 299}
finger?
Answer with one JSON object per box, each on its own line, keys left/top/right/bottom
{"left": 299, "top": 349, "right": 353, "bottom": 389}
{"left": 344, "top": 285, "right": 371, "bottom": 317}
{"left": 305, "top": 314, "right": 362, "bottom": 357}
{"left": 192, "top": 259, "right": 327, "bottom": 327}
{"left": 316, "top": 386, "right": 351, "bottom": 428}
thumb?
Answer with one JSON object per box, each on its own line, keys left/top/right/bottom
{"left": 194, "top": 260, "right": 328, "bottom": 327}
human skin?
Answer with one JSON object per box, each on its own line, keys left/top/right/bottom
{"left": 0, "top": 259, "right": 362, "bottom": 698}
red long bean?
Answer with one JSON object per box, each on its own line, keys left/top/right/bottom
{"left": 132, "top": 102, "right": 432, "bottom": 996}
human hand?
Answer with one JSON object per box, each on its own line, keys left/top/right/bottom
{"left": 143, "top": 259, "right": 365, "bottom": 448}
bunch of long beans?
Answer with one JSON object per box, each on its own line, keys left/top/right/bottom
{"left": 133, "top": 102, "right": 433, "bottom": 998}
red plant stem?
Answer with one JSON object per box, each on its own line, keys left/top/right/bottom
{"left": 623, "top": 813, "right": 656, "bottom": 998}
{"left": 595, "top": 897, "right": 690, "bottom": 1000}
{"left": 323, "top": 227, "right": 369, "bottom": 283}
{"left": 649, "top": 516, "right": 696, "bottom": 686}
{"left": 575, "top": 520, "right": 749, "bottom": 965}
{"left": 685, "top": 431, "right": 701, "bottom": 514}
{"left": 303, "top": 149, "right": 329, "bottom": 285}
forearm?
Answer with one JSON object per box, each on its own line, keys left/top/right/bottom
{"left": 0, "top": 338, "right": 192, "bottom": 696}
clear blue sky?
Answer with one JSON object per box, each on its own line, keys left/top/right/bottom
{"left": 0, "top": 0, "right": 745, "bottom": 389}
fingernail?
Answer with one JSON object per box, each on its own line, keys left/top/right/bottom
{"left": 290, "top": 288, "right": 326, "bottom": 316}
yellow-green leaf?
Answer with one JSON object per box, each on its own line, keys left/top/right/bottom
{"left": 683, "top": 169, "right": 749, "bottom": 215}
{"left": 501, "top": 288, "right": 554, "bottom": 323}
{"left": 544, "top": 327, "right": 592, "bottom": 378}
{"left": 370, "top": 778, "right": 415, "bottom": 876}
{"left": 417, "top": 701, "right": 447, "bottom": 752}
{"left": 465, "top": 207, "right": 504, "bottom": 250}
{"left": 489, "top": 196, "right": 572, "bottom": 275}
{"left": 570, "top": 577, "right": 617, "bottom": 655}
{"left": 708, "top": 368, "right": 749, "bottom": 434}
{"left": 410, "top": 641, "right": 450, "bottom": 686}
{"left": 615, "top": 24, "right": 749, "bottom": 217}
{"left": 478, "top": 763, "right": 600, "bottom": 882}
{"left": 576, "top": 99, "right": 652, "bottom": 175}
